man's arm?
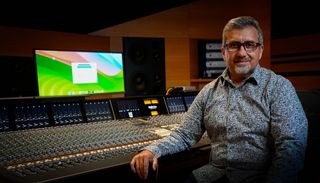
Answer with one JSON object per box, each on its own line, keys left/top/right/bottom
{"left": 267, "top": 78, "right": 308, "bottom": 183}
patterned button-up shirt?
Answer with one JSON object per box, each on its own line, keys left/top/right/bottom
{"left": 144, "top": 65, "right": 308, "bottom": 183}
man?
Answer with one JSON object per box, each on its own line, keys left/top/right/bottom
{"left": 130, "top": 16, "right": 308, "bottom": 183}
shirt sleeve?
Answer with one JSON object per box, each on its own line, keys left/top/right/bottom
{"left": 142, "top": 86, "right": 208, "bottom": 158}
{"left": 267, "top": 78, "right": 308, "bottom": 183}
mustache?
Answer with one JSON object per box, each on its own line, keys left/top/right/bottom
{"left": 234, "top": 58, "right": 250, "bottom": 63}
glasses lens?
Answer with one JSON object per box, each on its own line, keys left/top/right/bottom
{"left": 227, "top": 42, "right": 241, "bottom": 52}
{"left": 244, "top": 41, "right": 258, "bottom": 51}
{"left": 225, "top": 41, "right": 260, "bottom": 52}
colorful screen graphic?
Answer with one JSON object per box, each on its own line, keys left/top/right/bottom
{"left": 35, "top": 50, "right": 124, "bottom": 97}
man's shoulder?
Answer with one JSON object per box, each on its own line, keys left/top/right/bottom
{"left": 258, "top": 67, "right": 296, "bottom": 100}
{"left": 258, "top": 66, "right": 291, "bottom": 85}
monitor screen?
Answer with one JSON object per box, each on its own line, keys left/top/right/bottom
{"left": 35, "top": 49, "right": 125, "bottom": 97}
{"left": 84, "top": 100, "right": 114, "bottom": 122}
{"left": 51, "top": 102, "right": 83, "bottom": 125}
{"left": 184, "top": 95, "right": 196, "bottom": 109}
{"left": 113, "top": 99, "right": 142, "bottom": 119}
{"left": 14, "top": 104, "right": 50, "bottom": 130}
{"left": 165, "top": 96, "right": 186, "bottom": 113}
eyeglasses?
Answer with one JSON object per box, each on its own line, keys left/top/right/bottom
{"left": 224, "top": 41, "right": 261, "bottom": 52}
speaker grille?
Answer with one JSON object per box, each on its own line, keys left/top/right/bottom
{"left": 0, "top": 56, "right": 38, "bottom": 97}
{"left": 123, "top": 37, "right": 166, "bottom": 96}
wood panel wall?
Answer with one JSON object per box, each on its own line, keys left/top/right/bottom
{"left": 91, "top": 0, "right": 271, "bottom": 90}
{"left": 0, "top": 26, "right": 115, "bottom": 98}
{"left": 0, "top": 26, "right": 110, "bottom": 57}
{"left": 0, "top": 0, "right": 272, "bottom": 93}
{"left": 271, "top": 34, "right": 320, "bottom": 90}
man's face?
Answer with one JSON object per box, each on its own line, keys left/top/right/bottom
{"left": 221, "top": 26, "right": 264, "bottom": 80}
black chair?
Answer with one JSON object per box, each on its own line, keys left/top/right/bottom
{"left": 296, "top": 90, "right": 320, "bottom": 182}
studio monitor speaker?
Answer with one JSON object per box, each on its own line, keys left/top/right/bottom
{"left": 123, "top": 37, "right": 166, "bottom": 96}
{"left": 0, "top": 56, "right": 38, "bottom": 98}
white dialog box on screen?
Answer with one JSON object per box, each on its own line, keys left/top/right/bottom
{"left": 72, "top": 63, "right": 98, "bottom": 84}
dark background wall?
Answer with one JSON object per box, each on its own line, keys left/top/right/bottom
{"left": 0, "top": 0, "right": 319, "bottom": 98}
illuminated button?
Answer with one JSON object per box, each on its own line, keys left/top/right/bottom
{"left": 144, "top": 100, "right": 151, "bottom": 105}
{"left": 151, "top": 111, "right": 158, "bottom": 116}
{"left": 151, "top": 99, "right": 158, "bottom": 104}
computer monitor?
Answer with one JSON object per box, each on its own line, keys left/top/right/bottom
{"left": 34, "top": 49, "right": 125, "bottom": 97}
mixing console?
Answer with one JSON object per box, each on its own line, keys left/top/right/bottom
{"left": 84, "top": 100, "right": 113, "bottom": 122}
{"left": 0, "top": 105, "right": 10, "bottom": 131}
{"left": 0, "top": 93, "right": 210, "bottom": 183}
{"left": 184, "top": 95, "right": 196, "bottom": 110}
{"left": 51, "top": 102, "right": 83, "bottom": 125}
{"left": 164, "top": 95, "right": 186, "bottom": 113}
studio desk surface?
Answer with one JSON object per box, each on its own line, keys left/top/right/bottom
{"left": 0, "top": 112, "right": 211, "bottom": 183}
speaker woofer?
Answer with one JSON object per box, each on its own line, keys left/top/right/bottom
{"left": 128, "top": 43, "right": 146, "bottom": 65}
{"left": 133, "top": 73, "right": 147, "bottom": 91}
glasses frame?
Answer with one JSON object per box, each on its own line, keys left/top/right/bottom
{"left": 224, "top": 41, "right": 261, "bottom": 53}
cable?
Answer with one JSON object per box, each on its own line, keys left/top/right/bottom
{"left": 166, "top": 87, "right": 174, "bottom": 95}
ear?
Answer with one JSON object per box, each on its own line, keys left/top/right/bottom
{"left": 258, "top": 45, "right": 264, "bottom": 60}
{"left": 221, "top": 47, "right": 226, "bottom": 61}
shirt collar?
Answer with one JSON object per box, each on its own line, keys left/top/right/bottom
{"left": 220, "top": 64, "right": 261, "bottom": 86}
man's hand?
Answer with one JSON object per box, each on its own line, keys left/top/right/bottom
{"left": 130, "top": 150, "right": 158, "bottom": 179}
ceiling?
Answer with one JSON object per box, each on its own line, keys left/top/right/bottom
{"left": 0, "top": 0, "right": 195, "bottom": 34}
{"left": 0, "top": 0, "right": 318, "bottom": 39}
{"left": 271, "top": 0, "right": 319, "bottom": 39}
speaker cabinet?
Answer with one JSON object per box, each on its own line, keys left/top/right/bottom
{"left": 123, "top": 37, "right": 166, "bottom": 96}
{"left": 0, "top": 56, "right": 38, "bottom": 98}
